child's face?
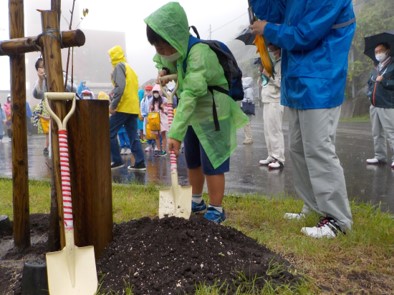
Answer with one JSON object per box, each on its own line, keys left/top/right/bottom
{"left": 37, "top": 61, "right": 45, "bottom": 75}
{"left": 154, "top": 41, "right": 177, "bottom": 56}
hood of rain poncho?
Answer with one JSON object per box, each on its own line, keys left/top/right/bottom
{"left": 108, "top": 45, "right": 127, "bottom": 67}
{"left": 77, "top": 81, "right": 89, "bottom": 96}
{"left": 97, "top": 91, "right": 109, "bottom": 100}
{"left": 138, "top": 89, "right": 145, "bottom": 100}
{"left": 152, "top": 84, "right": 162, "bottom": 93}
{"left": 144, "top": 2, "right": 190, "bottom": 60}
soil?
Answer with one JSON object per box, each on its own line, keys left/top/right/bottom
{"left": 0, "top": 214, "right": 300, "bottom": 294}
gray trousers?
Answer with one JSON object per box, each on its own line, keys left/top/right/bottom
{"left": 370, "top": 106, "right": 394, "bottom": 162}
{"left": 263, "top": 102, "right": 285, "bottom": 163}
{"left": 288, "top": 107, "right": 353, "bottom": 231}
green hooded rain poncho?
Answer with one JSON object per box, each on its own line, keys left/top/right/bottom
{"left": 144, "top": 2, "right": 248, "bottom": 169}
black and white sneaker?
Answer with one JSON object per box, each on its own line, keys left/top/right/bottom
{"left": 301, "top": 217, "right": 344, "bottom": 239}
{"left": 111, "top": 162, "right": 124, "bottom": 170}
{"left": 128, "top": 161, "right": 146, "bottom": 171}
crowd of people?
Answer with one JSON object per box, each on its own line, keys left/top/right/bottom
{"left": 2, "top": 1, "right": 393, "bottom": 238}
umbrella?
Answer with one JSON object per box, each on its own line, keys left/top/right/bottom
{"left": 364, "top": 30, "right": 394, "bottom": 62}
{"left": 235, "top": 26, "right": 274, "bottom": 77}
{"left": 237, "top": 0, "right": 274, "bottom": 77}
{"left": 235, "top": 27, "right": 255, "bottom": 45}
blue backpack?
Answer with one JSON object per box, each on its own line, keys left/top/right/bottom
{"left": 183, "top": 26, "right": 244, "bottom": 130}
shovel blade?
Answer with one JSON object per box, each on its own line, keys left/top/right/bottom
{"left": 159, "top": 184, "right": 192, "bottom": 219}
{"left": 46, "top": 245, "right": 97, "bottom": 295}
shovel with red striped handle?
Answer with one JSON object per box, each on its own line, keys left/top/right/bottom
{"left": 158, "top": 75, "right": 192, "bottom": 219}
{"left": 44, "top": 92, "right": 97, "bottom": 295}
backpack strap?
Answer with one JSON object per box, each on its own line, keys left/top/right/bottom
{"left": 182, "top": 35, "right": 201, "bottom": 73}
{"left": 207, "top": 88, "right": 220, "bottom": 131}
{"left": 183, "top": 34, "right": 222, "bottom": 131}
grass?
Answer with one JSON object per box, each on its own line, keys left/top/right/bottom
{"left": 340, "top": 114, "right": 370, "bottom": 123}
{"left": 1, "top": 178, "right": 393, "bottom": 294}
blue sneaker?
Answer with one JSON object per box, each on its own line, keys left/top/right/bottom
{"left": 204, "top": 207, "right": 226, "bottom": 224}
{"left": 192, "top": 200, "right": 207, "bottom": 214}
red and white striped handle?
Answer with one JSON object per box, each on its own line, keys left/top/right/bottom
{"left": 167, "top": 102, "right": 177, "bottom": 172}
{"left": 58, "top": 129, "right": 73, "bottom": 230}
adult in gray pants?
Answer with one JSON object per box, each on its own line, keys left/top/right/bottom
{"left": 366, "top": 42, "right": 394, "bottom": 169}
{"left": 250, "top": 0, "right": 355, "bottom": 238}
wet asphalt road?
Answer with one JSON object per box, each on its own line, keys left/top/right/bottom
{"left": 0, "top": 106, "right": 393, "bottom": 214}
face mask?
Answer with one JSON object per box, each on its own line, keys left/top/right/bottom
{"left": 153, "top": 93, "right": 160, "bottom": 98}
{"left": 375, "top": 52, "right": 388, "bottom": 62}
{"left": 160, "top": 52, "right": 181, "bottom": 62}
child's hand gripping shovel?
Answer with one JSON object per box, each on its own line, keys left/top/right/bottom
{"left": 158, "top": 75, "right": 192, "bottom": 219}
{"left": 44, "top": 92, "right": 98, "bottom": 295}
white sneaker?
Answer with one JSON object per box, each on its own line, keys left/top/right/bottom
{"left": 284, "top": 213, "right": 305, "bottom": 220}
{"left": 243, "top": 139, "right": 253, "bottom": 145}
{"left": 391, "top": 161, "right": 394, "bottom": 168}
{"left": 366, "top": 158, "right": 382, "bottom": 164}
{"left": 120, "top": 148, "right": 126, "bottom": 155}
{"left": 268, "top": 161, "right": 284, "bottom": 169}
{"left": 259, "top": 156, "right": 275, "bottom": 166}
{"left": 144, "top": 146, "right": 153, "bottom": 152}
{"left": 301, "top": 217, "right": 342, "bottom": 239}
{"left": 124, "top": 148, "right": 131, "bottom": 155}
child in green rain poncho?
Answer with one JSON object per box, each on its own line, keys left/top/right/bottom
{"left": 145, "top": 2, "right": 248, "bottom": 223}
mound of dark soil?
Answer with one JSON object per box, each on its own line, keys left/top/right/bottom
{"left": 0, "top": 214, "right": 300, "bottom": 294}
{"left": 97, "top": 215, "right": 299, "bottom": 294}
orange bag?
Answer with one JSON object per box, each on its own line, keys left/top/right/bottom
{"left": 148, "top": 112, "right": 160, "bottom": 131}
{"left": 40, "top": 117, "right": 50, "bottom": 134}
{"left": 145, "top": 123, "right": 156, "bottom": 140}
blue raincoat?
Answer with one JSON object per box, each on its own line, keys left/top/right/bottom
{"left": 250, "top": 0, "right": 355, "bottom": 109}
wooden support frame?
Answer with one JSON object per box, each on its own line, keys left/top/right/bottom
{"left": 6, "top": 2, "right": 112, "bottom": 257}
{"left": 6, "top": 1, "right": 85, "bottom": 249}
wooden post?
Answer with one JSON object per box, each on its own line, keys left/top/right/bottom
{"left": 68, "top": 100, "right": 113, "bottom": 257}
{"left": 5, "top": 4, "right": 113, "bottom": 256}
{"left": 51, "top": 0, "right": 61, "bottom": 24}
{"left": 39, "top": 10, "right": 68, "bottom": 249}
{"left": 9, "top": 0, "right": 30, "bottom": 249}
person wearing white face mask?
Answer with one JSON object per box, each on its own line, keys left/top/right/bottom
{"left": 145, "top": 2, "right": 248, "bottom": 224}
{"left": 366, "top": 42, "right": 394, "bottom": 169}
{"left": 149, "top": 84, "right": 169, "bottom": 157}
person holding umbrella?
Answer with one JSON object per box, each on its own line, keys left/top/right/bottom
{"left": 365, "top": 42, "right": 394, "bottom": 169}
{"left": 249, "top": 0, "right": 355, "bottom": 238}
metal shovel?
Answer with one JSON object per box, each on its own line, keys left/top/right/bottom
{"left": 44, "top": 92, "right": 98, "bottom": 295}
{"left": 158, "top": 75, "right": 192, "bottom": 219}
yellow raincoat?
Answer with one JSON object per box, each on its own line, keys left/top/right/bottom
{"left": 108, "top": 45, "right": 139, "bottom": 114}
{"left": 144, "top": 2, "right": 248, "bottom": 168}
